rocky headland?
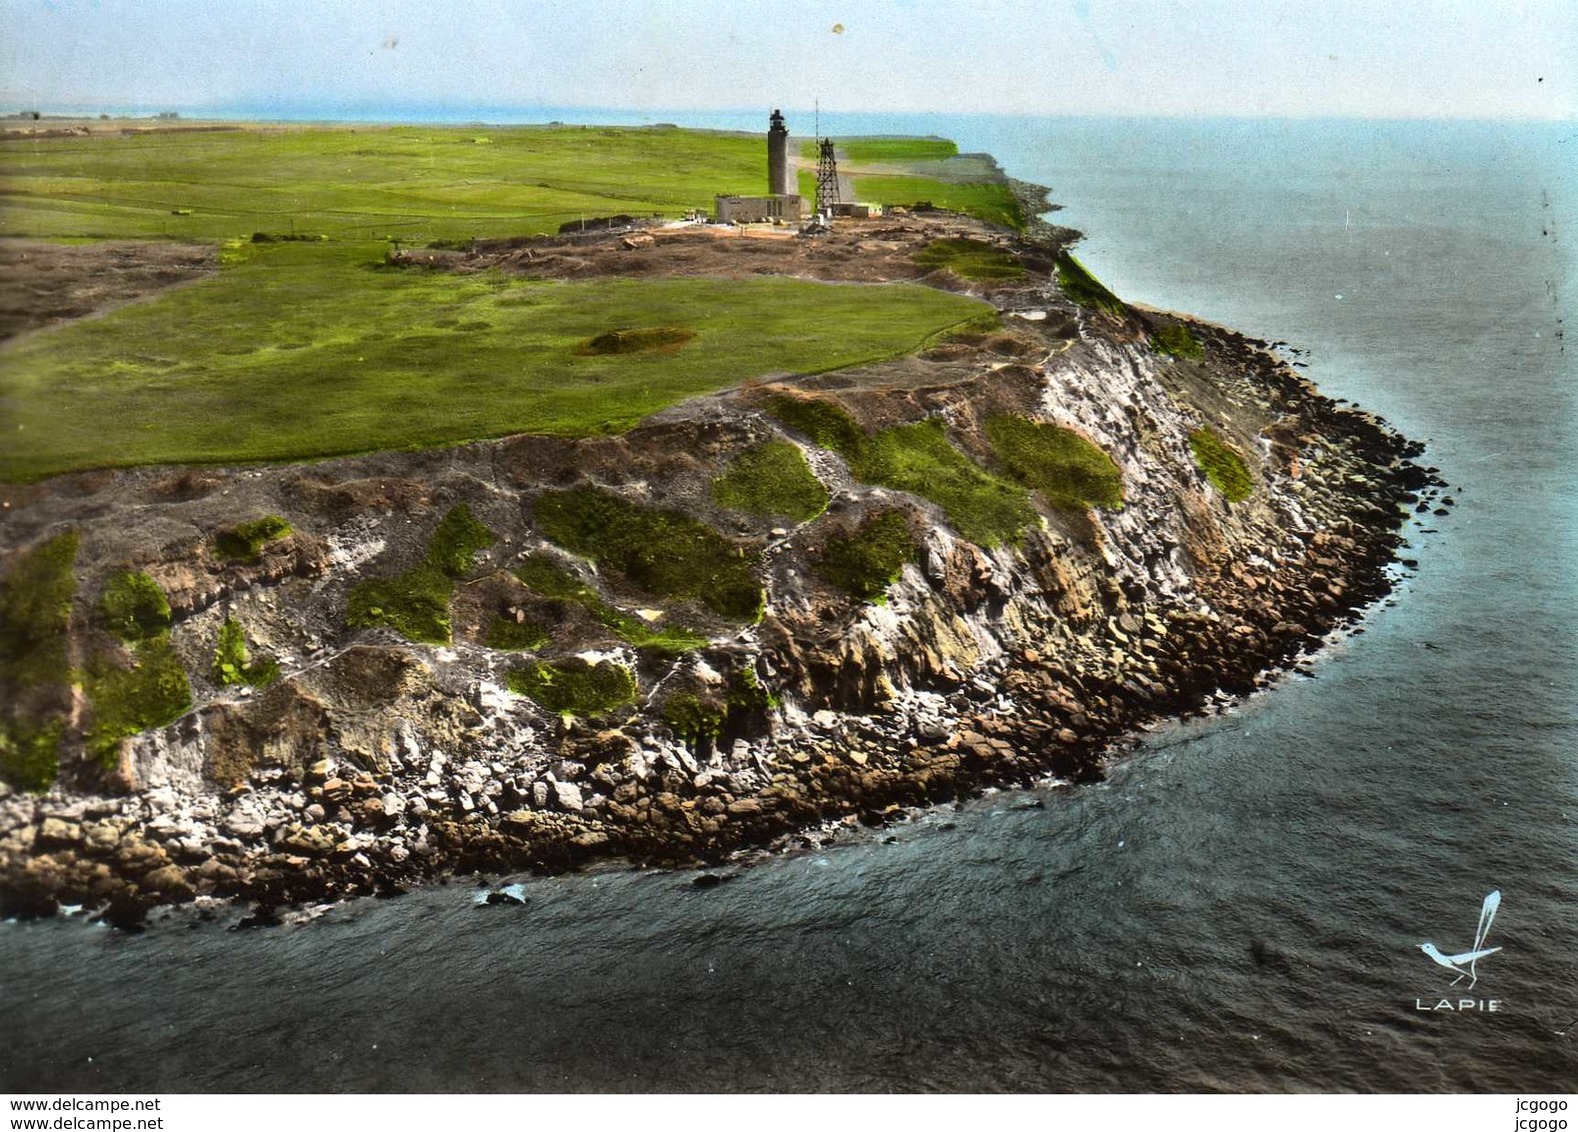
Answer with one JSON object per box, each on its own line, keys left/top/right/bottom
{"left": 0, "top": 204, "right": 1445, "bottom": 926}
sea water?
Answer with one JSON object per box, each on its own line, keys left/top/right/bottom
{"left": 1, "top": 115, "right": 1573, "bottom": 1092}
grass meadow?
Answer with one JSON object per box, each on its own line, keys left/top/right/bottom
{"left": 0, "top": 124, "right": 1005, "bottom": 479}
{"left": 0, "top": 239, "right": 987, "bottom": 479}
{"left": 0, "top": 124, "right": 776, "bottom": 241}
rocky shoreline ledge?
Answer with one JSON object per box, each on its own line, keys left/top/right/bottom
{"left": 0, "top": 208, "right": 1446, "bottom": 926}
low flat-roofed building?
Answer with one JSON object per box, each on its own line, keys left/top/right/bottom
{"left": 714, "top": 194, "right": 805, "bottom": 224}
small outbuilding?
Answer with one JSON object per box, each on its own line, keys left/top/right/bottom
{"left": 714, "top": 194, "right": 805, "bottom": 225}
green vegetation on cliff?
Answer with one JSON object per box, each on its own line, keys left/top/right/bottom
{"left": 1056, "top": 252, "right": 1128, "bottom": 318}
{"left": 2, "top": 558, "right": 191, "bottom": 773}
{"left": 766, "top": 397, "right": 1034, "bottom": 547}
{"left": 863, "top": 420, "right": 1034, "bottom": 546}
{"left": 534, "top": 487, "right": 763, "bottom": 621}
{"left": 1189, "top": 427, "right": 1255, "bottom": 502}
{"left": 914, "top": 238, "right": 1026, "bottom": 282}
{"left": 713, "top": 440, "right": 829, "bottom": 522}
{"left": 985, "top": 415, "right": 1125, "bottom": 512}
{"left": 213, "top": 515, "right": 293, "bottom": 563}
{"left": 511, "top": 553, "right": 707, "bottom": 655}
{"left": 1151, "top": 322, "right": 1204, "bottom": 360}
{"left": 662, "top": 693, "right": 726, "bottom": 749}
{"left": 0, "top": 531, "right": 78, "bottom": 688}
{"left": 85, "top": 573, "right": 189, "bottom": 766}
{"left": 83, "top": 636, "right": 192, "bottom": 765}
{"left": 426, "top": 504, "right": 499, "bottom": 577}
{"left": 484, "top": 616, "right": 551, "bottom": 652}
{"left": 662, "top": 666, "right": 777, "bottom": 749}
{"left": 97, "top": 571, "right": 172, "bottom": 643}
{"left": 512, "top": 554, "right": 597, "bottom": 603}
{"left": 345, "top": 565, "right": 454, "bottom": 645}
{"left": 0, "top": 719, "right": 64, "bottom": 793}
{"left": 763, "top": 396, "right": 869, "bottom": 456}
{"left": 817, "top": 511, "right": 922, "bottom": 603}
{"left": 507, "top": 658, "right": 637, "bottom": 717}
{"left": 0, "top": 532, "right": 79, "bottom": 789}
{"left": 212, "top": 617, "right": 280, "bottom": 687}
{"left": 347, "top": 504, "right": 496, "bottom": 643}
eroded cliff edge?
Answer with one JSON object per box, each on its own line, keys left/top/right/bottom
{"left": 0, "top": 210, "right": 1441, "bottom": 923}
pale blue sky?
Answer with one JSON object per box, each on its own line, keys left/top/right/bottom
{"left": 2, "top": 0, "right": 1573, "bottom": 119}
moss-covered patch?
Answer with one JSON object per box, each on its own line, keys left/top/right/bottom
{"left": 713, "top": 440, "right": 829, "bottom": 522}
{"left": 862, "top": 421, "right": 1034, "bottom": 547}
{"left": 213, "top": 515, "right": 293, "bottom": 563}
{"left": 985, "top": 415, "right": 1124, "bottom": 512}
{"left": 727, "top": 666, "right": 778, "bottom": 714}
{"left": 534, "top": 488, "right": 763, "bottom": 621}
{"left": 1189, "top": 427, "right": 1255, "bottom": 502}
{"left": 0, "top": 718, "right": 64, "bottom": 792}
{"left": 575, "top": 325, "right": 696, "bottom": 356}
{"left": 662, "top": 666, "right": 777, "bottom": 750}
{"left": 593, "top": 607, "right": 708, "bottom": 656}
{"left": 1151, "top": 322, "right": 1204, "bottom": 360}
{"left": 662, "top": 693, "right": 726, "bottom": 749}
{"left": 914, "top": 238, "right": 1026, "bottom": 282}
{"left": 507, "top": 658, "right": 637, "bottom": 717}
{"left": 766, "top": 398, "right": 1033, "bottom": 547}
{"left": 347, "top": 503, "right": 497, "bottom": 643}
{"left": 512, "top": 554, "right": 596, "bottom": 602}
{"left": 346, "top": 565, "right": 454, "bottom": 644}
{"left": 80, "top": 571, "right": 191, "bottom": 766}
{"left": 0, "top": 530, "right": 78, "bottom": 688}
{"left": 425, "top": 504, "right": 498, "bottom": 577}
{"left": 818, "top": 511, "right": 922, "bottom": 603}
{"left": 97, "top": 571, "right": 172, "bottom": 643}
{"left": 212, "top": 617, "right": 280, "bottom": 687}
{"left": 764, "top": 395, "right": 869, "bottom": 457}
{"left": 0, "top": 537, "right": 192, "bottom": 787}
{"left": 83, "top": 636, "right": 191, "bottom": 766}
{"left": 1056, "top": 252, "right": 1128, "bottom": 318}
{"left": 510, "top": 553, "right": 707, "bottom": 655}
{"left": 484, "top": 616, "right": 551, "bottom": 652}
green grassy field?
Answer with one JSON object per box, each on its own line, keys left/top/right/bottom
{"left": 0, "top": 239, "right": 988, "bottom": 480}
{"left": 801, "top": 137, "right": 959, "bottom": 163}
{"left": 852, "top": 175, "right": 1023, "bottom": 229}
{"left": 0, "top": 124, "right": 775, "bottom": 240}
{"left": 0, "top": 123, "right": 1016, "bottom": 480}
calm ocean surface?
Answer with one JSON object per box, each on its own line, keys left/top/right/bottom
{"left": 1, "top": 115, "right": 1573, "bottom": 1093}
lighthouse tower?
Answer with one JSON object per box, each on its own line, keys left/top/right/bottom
{"left": 767, "top": 109, "right": 792, "bottom": 197}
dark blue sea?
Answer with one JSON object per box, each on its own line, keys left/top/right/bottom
{"left": 1, "top": 115, "right": 1574, "bottom": 1093}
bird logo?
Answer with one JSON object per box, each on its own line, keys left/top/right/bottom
{"left": 1419, "top": 890, "right": 1501, "bottom": 989}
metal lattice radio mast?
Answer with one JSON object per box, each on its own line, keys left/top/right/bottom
{"left": 815, "top": 137, "right": 841, "bottom": 216}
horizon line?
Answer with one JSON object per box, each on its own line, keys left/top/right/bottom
{"left": 5, "top": 100, "right": 1575, "bottom": 127}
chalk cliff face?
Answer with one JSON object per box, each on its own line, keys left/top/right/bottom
{"left": 0, "top": 212, "right": 1436, "bottom": 921}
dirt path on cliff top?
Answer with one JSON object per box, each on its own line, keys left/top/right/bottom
{"left": 394, "top": 214, "right": 1051, "bottom": 289}
{"left": 0, "top": 239, "right": 219, "bottom": 344}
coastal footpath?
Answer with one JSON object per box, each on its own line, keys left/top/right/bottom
{"left": 0, "top": 205, "right": 1444, "bottom": 924}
